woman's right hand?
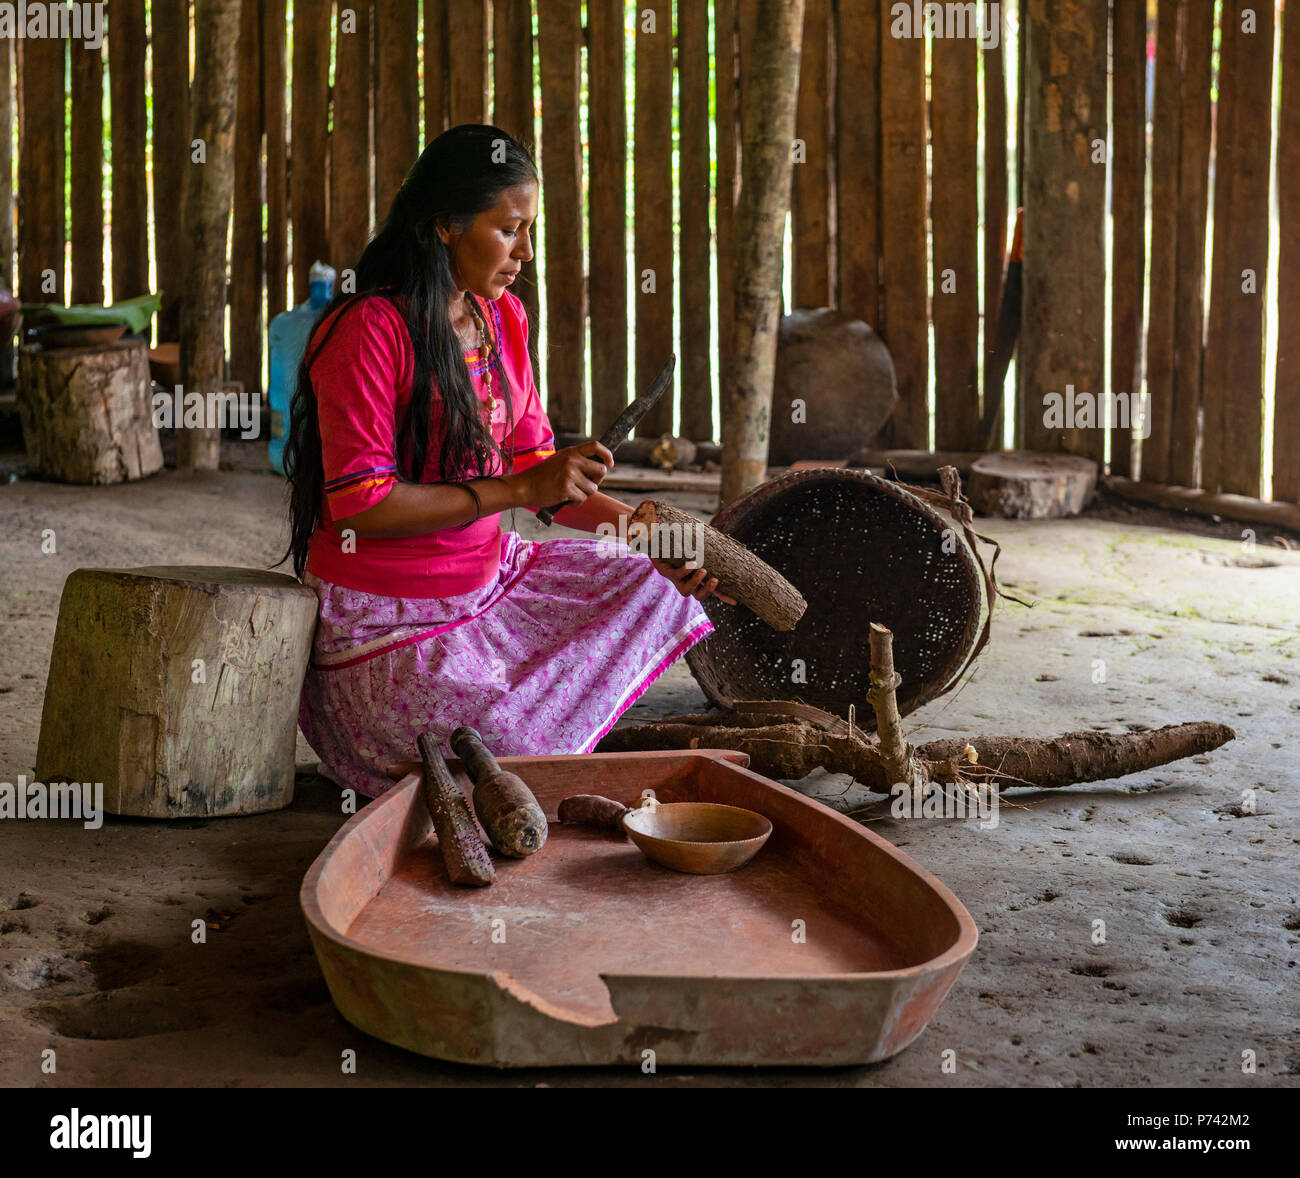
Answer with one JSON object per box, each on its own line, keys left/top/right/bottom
{"left": 516, "top": 441, "right": 614, "bottom": 509}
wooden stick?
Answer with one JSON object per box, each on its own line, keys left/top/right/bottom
{"left": 417, "top": 732, "right": 495, "bottom": 887}
{"left": 629, "top": 499, "right": 807, "bottom": 630}
{"left": 866, "top": 623, "right": 922, "bottom": 789}
{"left": 1103, "top": 477, "right": 1300, "bottom": 532}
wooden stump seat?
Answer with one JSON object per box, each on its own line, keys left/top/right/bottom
{"left": 17, "top": 338, "right": 164, "bottom": 484}
{"left": 36, "top": 566, "right": 319, "bottom": 818}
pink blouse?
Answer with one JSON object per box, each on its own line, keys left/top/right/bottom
{"left": 304, "top": 289, "right": 556, "bottom": 598}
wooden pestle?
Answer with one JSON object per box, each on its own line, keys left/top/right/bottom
{"left": 450, "top": 727, "right": 549, "bottom": 858}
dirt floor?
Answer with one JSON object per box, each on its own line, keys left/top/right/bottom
{"left": 1, "top": 437, "right": 1297, "bottom": 1088}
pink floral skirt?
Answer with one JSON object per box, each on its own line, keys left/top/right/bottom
{"left": 298, "top": 529, "right": 714, "bottom": 797}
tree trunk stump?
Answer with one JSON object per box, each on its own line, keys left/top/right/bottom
{"left": 967, "top": 450, "right": 1097, "bottom": 519}
{"left": 16, "top": 339, "right": 163, "bottom": 484}
{"left": 36, "top": 566, "right": 319, "bottom": 818}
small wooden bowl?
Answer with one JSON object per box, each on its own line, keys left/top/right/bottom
{"left": 622, "top": 802, "right": 772, "bottom": 874}
{"left": 29, "top": 322, "right": 129, "bottom": 349}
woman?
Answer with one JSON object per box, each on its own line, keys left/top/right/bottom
{"left": 282, "top": 125, "right": 728, "bottom": 799}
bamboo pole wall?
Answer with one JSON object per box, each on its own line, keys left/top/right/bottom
{"left": 4, "top": 0, "right": 1296, "bottom": 504}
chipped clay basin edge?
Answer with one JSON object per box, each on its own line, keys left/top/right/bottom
{"left": 299, "top": 749, "right": 978, "bottom": 1068}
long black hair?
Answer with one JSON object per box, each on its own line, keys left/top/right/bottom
{"left": 280, "top": 124, "right": 538, "bottom": 579}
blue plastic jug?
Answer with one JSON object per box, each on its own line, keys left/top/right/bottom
{"left": 268, "top": 261, "right": 335, "bottom": 474}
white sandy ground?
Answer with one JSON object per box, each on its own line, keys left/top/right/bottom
{"left": 0, "top": 448, "right": 1297, "bottom": 1087}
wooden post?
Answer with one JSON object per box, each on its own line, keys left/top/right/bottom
{"left": 0, "top": 36, "right": 12, "bottom": 300}
{"left": 791, "top": 0, "right": 830, "bottom": 310}
{"left": 178, "top": 0, "right": 241, "bottom": 474}
{"left": 538, "top": 0, "right": 586, "bottom": 434}
{"left": 109, "top": 0, "right": 149, "bottom": 300}
{"left": 1170, "top": 0, "right": 1214, "bottom": 489}
{"left": 492, "top": 0, "right": 539, "bottom": 383}
{"left": 983, "top": 4, "right": 1008, "bottom": 446}
{"left": 448, "top": 0, "right": 488, "bottom": 125}
{"left": 878, "top": 2, "right": 928, "bottom": 449}
{"left": 1141, "top": 0, "right": 1181, "bottom": 485}
{"left": 374, "top": 0, "right": 419, "bottom": 218}
{"left": 18, "top": 30, "right": 64, "bottom": 301}
{"left": 230, "top": 0, "right": 264, "bottom": 401}
{"left": 69, "top": 40, "right": 104, "bottom": 306}
{"left": 1277, "top": 0, "right": 1300, "bottom": 504}
{"left": 1108, "top": 0, "right": 1146, "bottom": 478}
{"left": 588, "top": 0, "right": 629, "bottom": 430}
{"left": 1019, "top": 0, "right": 1107, "bottom": 461}
{"left": 834, "top": 0, "right": 879, "bottom": 330}
{"left": 153, "top": 0, "right": 191, "bottom": 340}
{"left": 331, "top": 1, "right": 373, "bottom": 275}
{"left": 679, "top": 0, "right": 713, "bottom": 442}
{"left": 634, "top": 2, "right": 675, "bottom": 439}
{"left": 290, "top": 0, "right": 330, "bottom": 304}
{"left": 930, "top": 27, "right": 979, "bottom": 450}
{"left": 425, "top": 0, "right": 449, "bottom": 140}
{"left": 1216, "top": 0, "right": 1273, "bottom": 497}
{"left": 262, "top": 0, "right": 288, "bottom": 321}
{"left": 715, "top": 0, "right": 740, "bottom": 404}
{"left": 720, "top": 0, "right": 805, "bottom": 502}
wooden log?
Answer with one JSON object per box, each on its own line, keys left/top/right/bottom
{"left": 722, "top": 0, "right": 805, "bottom": 500}
{"left": 447, "top": 0, "right": 488, "bottom": 124}
{"left": 629, "top": 499, "right": 807, "bottom": 631}
{"left": 967, "top": 451, "right": 1098, "bottom": 519}
{"left": 1217, "top": 0, "right": 1273, "bottom": 498}
{"left": 877, "top": 4, "right": 927, "bottom": 449}
{"left": 791, "top": 0, "right": 830, "bottom": 309}
{"left": 330, "top": 1, "right": 372, "bottom": 274}
{"left": 16, "top": 339, "right": 162, "bottom": 483}
{"left": 634, "top": 1, "right": 675, "bottom": 439}
{"left": 1170, "top": 1, "right": 1213, "bottom": 489}
{"left": 179, "top": 0, "right": 241, "bottom": 473}
{"left": 230, "top": 0, "right": 264, "bottom": 402}
{"left": 36, "top": 566, "right": 318, "bottom": 818}
{"left": 845, "top": 448, "right": 983, "bottom": 479}
{"left": 0, "top": 36, "right": 12, "bottom": 305}
{"left": 17, "top": 30, "right": 64, "bottom": 300}
{"left": 1140, "top": 0, "right": 1181, "bottom": 485}
{"left": 69, "top": 40, "right": 104, "bottom": 306}
{"left": 1277, "top": 0, "right": 1300, "bottom": 504}
{"left": 262, "top": 0, "right": 288, "bottom": 321}
{"left": 374, "top": 0, "right": 419, "bottom": 220}
{"left": 109, "top": 0, "right": 149, "bottom": 300}
{"left": 538, "top": 0, "right": 586, "bottom": 434}
{"left": 1102, "top": 476, "right": 1300, "bottom": 533}
{"left": 930, "top": 27, "right": 979, "bottom": 450}
{"left": 1019, "top": 0, "right": 1107, "bottom": 462}
{"left": 834, "top": 0, "right": 880, "bottom": 329}
{"left": 1109, "top": 0, "right": 1146, "bottom": 478}
{"left": 290, "top": 0, "right": 331, "bottom": 303}
{"left": 866, "top": 624, "right": 922, "bottom": 790}
{"left": 416, "top": 732, "right": 496, "bottom": 886}
{"left": 153, "top": 0, "right": 190, "bottom": 339}
{"left": 679, "top": 0, "right": 713, "bottom": 442}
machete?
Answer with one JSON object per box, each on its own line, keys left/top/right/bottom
{"left": 536, "top": 353, "right": 676, "bottom": 526}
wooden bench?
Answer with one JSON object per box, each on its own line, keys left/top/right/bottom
{"left": 36, "top": 566, "right": 318, "bottom": 818}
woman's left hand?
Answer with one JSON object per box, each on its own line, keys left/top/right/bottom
{"left": 650, "top": 558, "right": 738, "bottom": 604}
